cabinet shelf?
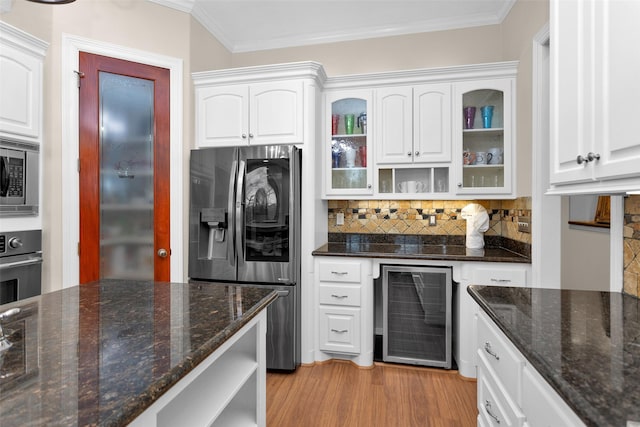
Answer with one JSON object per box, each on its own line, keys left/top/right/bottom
{"left": 332, "top": 134, "right": 366, "bottom": 138}
{"left": 463, "top": 164, "right": 504, "bottom": 169}
{"left": 331, "top": 167, "right": 367, "bottom": 171}
{"left": 463, "top": 128, "right": 504, "bottom": 135}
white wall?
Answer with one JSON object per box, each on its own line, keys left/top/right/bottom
{"left": 561, "top": 197, "right": 610, "bottom": 291}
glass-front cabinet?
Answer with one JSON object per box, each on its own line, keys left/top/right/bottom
{"left": 324, "top": 90, "right": 373, "bottom": 196}
{"left": 454, "top": 79, "right": 514, "bottom": 196}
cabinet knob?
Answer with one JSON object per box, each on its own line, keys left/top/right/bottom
{"left": 587, "top": 152, "right": 600, "bottom": 162}
{"left": 415, "top": 151, "right": 420, "bottom": 156}
{"left": 249, "top": 133, "right": 254, "bottom": 139}
{"left": 577, "top": 152, "right": 601, "bottom": 165}
{"left": 457, "top": 183, "right": 462, "bottom": 188}
{"left": 407, "top": 152, "right": 412, "bottom": 157}
{"left": 242, "top": 133, "right": 247, "bottom": 139}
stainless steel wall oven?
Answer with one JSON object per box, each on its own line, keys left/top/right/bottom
{"left": 0, "top": 230, "right": 42, "bottom": 305}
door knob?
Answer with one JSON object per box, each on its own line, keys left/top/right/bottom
{"left": 157, "top": 248, "right": 168, "bottom": 258}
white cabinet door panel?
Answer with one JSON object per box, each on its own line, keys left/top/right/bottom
{"left": 375, "top": 87, "right": 413, "bottom": 164}
{"left": 197, "top": 85, "right": 248, "bottom": 147}
{"left": 250, "top": 81, "right": 303, "bottom": 146}
{"left": 594, "top": 0, "right": 640, "bottom": 181}
{"left": 413, "top": 83, "right": 451, "bottom": 162}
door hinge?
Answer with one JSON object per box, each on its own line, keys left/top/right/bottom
{"left": 74, "top": 70, "right": 85, "bottom": 89}
{"left": 77, "top": 242, "right": 80, "bottom": 256}
{"left": 77, "top": 158, "right": 80, "bottom": 173}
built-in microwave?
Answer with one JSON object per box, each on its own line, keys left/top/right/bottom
{"left": 0, "top": 139, "right": 38, "bottom": 217}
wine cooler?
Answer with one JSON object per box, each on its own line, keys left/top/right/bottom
{"left": 382, "top": 265, "right": 452, "bottom": 368}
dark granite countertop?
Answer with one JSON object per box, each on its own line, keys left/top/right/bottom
{"left": 312, "top": 233, "right": 531, "bottom": 263}
{"left": 0, "top": 280, "right": 277, "bottom": 427}
{"left": 468, "top": 285, "right": 640, "bottom": 427}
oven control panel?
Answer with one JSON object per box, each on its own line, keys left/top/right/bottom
{"left": 0, "top": 230, "right": 41, "bottom": 257}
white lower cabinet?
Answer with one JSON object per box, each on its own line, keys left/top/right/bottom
{"left": 456, "top": 263, "right": 531, "bottom": 379}
{"left": 318, "top": 306, "right": 361, "bottom": 354}
{"left": 129, "top": 311, "right": 267, "bottom": 427}
{"left": 314, "top": 257, "right": 373, "bottom": 366}
{"left": 476, "top": 311, "right": 585, "bottom": 427}
{"left": 521, "top": 364, "right": 585, "bottom": 427}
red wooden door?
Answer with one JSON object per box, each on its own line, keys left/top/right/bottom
{"left": 78, "top": 52, "right": 170, "bottom": 283}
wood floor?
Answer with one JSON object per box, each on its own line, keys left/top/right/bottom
{"left": 266, "top": 361, "right": 477, "bottom": 427}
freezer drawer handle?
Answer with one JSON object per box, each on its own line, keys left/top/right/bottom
{"left": 331, "top": 271, "right": 348, "bottom": 276}
{"left": 275, "top": 290, "right": 290, "bottom": 298}
{"left": 484, "top": 342, "right": 500, "bottom": 360}
{"left": 490, "top": 278, "right": 511, "bottom": 283}
{"left": 484, "top": 400, "right": 500, "bottom": 424}
{"left": 331, "top": 329, "right": 348, "bottom": 333}
{"left": 331, "top": 294, "right": 348, "bottom": 299}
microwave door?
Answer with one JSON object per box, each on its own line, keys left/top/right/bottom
{"left": 237, "top": 147, "right": 295, "bottom": 284}
{"left": 188, "top": 147, "right": 238, "bottom": 281}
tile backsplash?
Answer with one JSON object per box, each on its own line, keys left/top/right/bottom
{"left": 624, "top": 195, "right": 640, "bottom": 297}
{"left": 327, "top": 197, "right": 532, "bottom": 245}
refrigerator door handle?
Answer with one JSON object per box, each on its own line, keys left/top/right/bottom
{"left": 227, "top": 159, "right": 238, "bottom": 267}
{"left": 235, "top": 159, "right": 246, "bottom": 267}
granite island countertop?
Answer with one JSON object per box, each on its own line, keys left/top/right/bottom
{"left": 312, "top": 233, "right": 531, "bottom": 263}
{"left": 0, "top": 280, "right": 277, "bottom": 427}
{"left": 468, "top": 285, "right": 640, "bottom": 427}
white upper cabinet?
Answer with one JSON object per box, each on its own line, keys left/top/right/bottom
{"left": 195, "top": 81, "right": 303, "bottom": 147}
{"left": 550, "top": 0, "right": 640, "bottom": 193}
{"left": 193, "top": 62, "right": 325, "bottom": 148}
{"left": 0, "top": 22, "right": 48, "bottom": 144}
{"left": 375, "top": 84, "right": 451, "bottom": 164}
{"left": 454, "top": 78, "right": 515, "bottom": 196}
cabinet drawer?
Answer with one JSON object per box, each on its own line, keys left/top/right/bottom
{"left": 477, "top": 312, "right": 523, "bottom": 404}
{"left": 319, "top": 285, "right": 361, "bottom": 306}
{"left": 318, "top": 307, "right": 361, "bottom": 354}
{"left": 473, "top": 268, "right": 527, "bottom": 287}
{"left": 318, "top": 262, "right": 361, "bottom": 283}
{"left": 477, "top": 356, "right": 525, "bottom": 427}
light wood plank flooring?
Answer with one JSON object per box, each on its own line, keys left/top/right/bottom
{"left": 267, "top": 361, "right": 477, "bottom": 427}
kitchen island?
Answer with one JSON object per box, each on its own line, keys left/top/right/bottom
{"left": 469, "top": 285, "right": 640, "bottom": 426}
{"left": 0, "top": 280, "right": 277, "bottom": 426}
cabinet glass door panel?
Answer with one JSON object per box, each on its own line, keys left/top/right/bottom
{"left": 326, "top": 93, "right": 372, "bottom": 195}
{"left": 460, "top": 87, "right": 508, "bottom": 192}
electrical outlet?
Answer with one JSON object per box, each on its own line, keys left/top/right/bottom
{"left": 336, "top": 212, "right": 344, "bottom": 226}
{"left": 517, "top": 217, "right": 531, "bottom": 233}
{"left": 429, "top": 214, "right": 437, "bottom": 226}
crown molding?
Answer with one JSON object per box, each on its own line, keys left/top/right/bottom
{"left": 192, "top": 61, "right": 327, "bottom": 87}
{"left": 0, "top": 21, "right": 49, "bottom": 56}
{"left": 148, "top": 0, "right": 517, "bottom": 53}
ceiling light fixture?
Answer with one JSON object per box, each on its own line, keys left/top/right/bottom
{"left": 26, "top": 0, "right": 76, "bottom": 4}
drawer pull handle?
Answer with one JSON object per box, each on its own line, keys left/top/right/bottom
{"left": 490, "top": 278, "right": 511, "bottom": 283}
{"left": 331, "top": 271, "right": 348, "bottom": 275}
{"left": 484, "top": 400, "right": 500, "bottom": 424}
{"left": 331, "top": 294, "right": 348, "bottom": 299}
{"left": 484, "top": 342, "right": 500, "bottom": 360}
{"left": 331, "top": 329, "right": 348, "bottom": 333}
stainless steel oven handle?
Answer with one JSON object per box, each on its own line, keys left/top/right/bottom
{"left": 0, "top": 257, "right": 43, "bottom": 270}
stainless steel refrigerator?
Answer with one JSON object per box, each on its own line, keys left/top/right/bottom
{"left": 188, "top": 145, "right": 301, "bottom": 371}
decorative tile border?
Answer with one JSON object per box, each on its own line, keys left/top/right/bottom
{"left": 327, "top": 197, "right": 532, "bottom": 245}
{"left": 624, "top": 195, "right": 640, "bottom": 297}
